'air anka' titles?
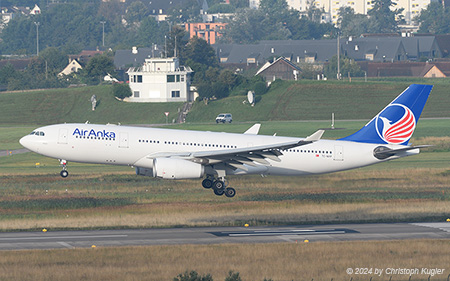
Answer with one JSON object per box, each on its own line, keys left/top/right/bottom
{"left": 73, "top": 128, "right": 116, "bottom": 139}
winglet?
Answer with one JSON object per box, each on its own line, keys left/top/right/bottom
{"left": 244, "top": 123, "right": 261, "bottom": 135}
{"left": 305, "top": 130, "right": 325, "bottom": 142}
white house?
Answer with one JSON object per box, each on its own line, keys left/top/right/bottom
{"left": 58, "top": 59, "right": 83, "bottom": 77}
{"left": 126, "top": 57, "right": 193, "bottom": 103}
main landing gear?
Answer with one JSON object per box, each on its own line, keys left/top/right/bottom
{"left": 202, "top": 176, "right": 236, "bottom": 198}
{"left": 59, "top": 159, "right": 69, "bottom": 178}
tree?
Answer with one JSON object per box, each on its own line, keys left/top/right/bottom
{"left": 324, "top": 55, "right": 363, "bottom": 79}
{"left": 306, "top": 0, "right": 324, "bottom": 23}
{"left": 136, "top": 17, "right": 169, "bottom": 46}
{"left": 367, "top": 0, "right": 404, "bottom": 33}
{"left": 221, "top": 2, "right": 334, "bottom": 43}
{"left": 182, "top": 37, "right": 219, "bottom": 82}
{"left": 81, "top": 54, "right": 115, "bottom": 85}
{"left": 125, "top": 1, "right": 149, "bottom": 25}
{"left": 167, "top": 0, "right": 202, "bottom": 23}
{"left": 112, "top": 83, "right": 132, "bottom": 100}
{"left": 416, "top": 2, "right": 450, "bottom": 34}
{"left": 166, "top": 26, "right": 188, "bottom": 58}
{"left": 0, "top": 63, "right": 20, "bottom": 86}
{"left": 259, "top": 0, "right": 288, "bottom": 17}
{"left": 337, "top": 7, "right": 370, "bottom": 37}
{"left": 183, "top": 37, "right": 219, "bottom": 69}
{"left": 38, "top": 47, "right": 68, "bottom": 73}
{"left": 208, "top": 4, "right": 236, "bottom": 13}
{"left": 220, "top": 8, "right": 267, "bottom": 43}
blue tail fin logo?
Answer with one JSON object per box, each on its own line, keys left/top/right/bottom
{"left": 339, "top": 84, "right": 433, "bottom": 145}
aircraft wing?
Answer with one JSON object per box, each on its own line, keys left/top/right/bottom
{"left": 137, "top": 130, "right": 324, "bottom": 171}
{"left": 187, "top": 130, "right": 325, "bottom": 170}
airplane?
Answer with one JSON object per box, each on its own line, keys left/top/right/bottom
{"left": 20, "top": 84, "right": 432, "bottom": 198}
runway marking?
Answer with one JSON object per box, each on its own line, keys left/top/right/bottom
{"left": 57, "top": 242, "right": 74, "bottom": 249}
{"left": 411, "top": 223, "right": 450, "bottom": 233}
{"left": 210, "top": 229, "right": 353, "bottom": 237}
{"left": 228, "top": 230, "right": 346, "bottom": 237}
{"left": 0, "top": 235, "right": 128, "bottom": 241}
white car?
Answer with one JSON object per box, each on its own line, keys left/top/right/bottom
{"left": 215, "top": 113, "right": 232, "bottom": 123}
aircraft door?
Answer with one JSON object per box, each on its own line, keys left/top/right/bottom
{"left": 119, "top": 132, "right": 129, "bottom": 148}
{"left": 58, "top": 129, "right": 68, "bottom": 144}
{"left": 334, "top": 145, "right": 343, "bottom": 161}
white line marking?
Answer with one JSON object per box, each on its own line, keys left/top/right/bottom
{"left": 57, "top": 242, "right": 74, "bottom": 249}
{"left": 229, "top": 231, "right": 345, "bottom": 237}
{"left": 0, "top": 235, "right": 128, "bottom": 241}
{"left": 411, "top": 223, "right": 450, "bottom": 233}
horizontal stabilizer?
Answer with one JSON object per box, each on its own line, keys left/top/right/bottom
{"left": 305, "top": 130, "right": 325, "bottom": 142}
{"left": 373, "top": 145, "right": 431, "bottom": 160}
{"left": 244, "top": 124, "right": 261, "bottom": 135}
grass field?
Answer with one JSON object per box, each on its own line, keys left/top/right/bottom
{"left": 0, "top": 240, "right": 448, "bottom": 281}
{"left": 0, "top": 149, "right": 449, "bottom": 231}
{"left": 1, "top": 80, "right": 450, "bottom": 126}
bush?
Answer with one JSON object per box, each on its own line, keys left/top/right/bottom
{"left": 225, "top": 271, "right": 242, "bottom": 281}
{"left": 112, "top": 83, "right": 132, "bottom": 100}
{"left": 253, "top": 81, "right": 267, "bottom": 95}
{"left": 173, "top": 270, "right": 213, "bottom": 281}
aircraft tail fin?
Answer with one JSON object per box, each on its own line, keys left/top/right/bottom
{"left": 339, "top": 84, "right": 433, "bottom": 145}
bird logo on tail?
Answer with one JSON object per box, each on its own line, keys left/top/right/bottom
{"left": 376, "top": 104, "right": 416, "bottom": 145}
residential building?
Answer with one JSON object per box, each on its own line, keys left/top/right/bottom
{"left": 215, "top": 35, "right": 443, "bottom": 70}
{"left": 126, "top": 57, "right": 193, "bottom": 103}
{"left": 215, "top": 40, "right": 340, "bottom": 66}
{"left": 185, "top": 23, "right": 227, "bottom": 45}
{"left": 145, "top": 0, "right": 208, "bottom": 21}
{"left": 58, "top": 59, "right": 83, "bottom": 76}
{"left": 250, "top": 0, "right": 433, "bottom": 25}
{"left": 357, "top": 61, "right": 450, "bottom": 77}
{"left": 255, "top": 57, "right": 302, "bottom": 82}
{"left": 114, "top": 46, "right": 162, "bottom": 70}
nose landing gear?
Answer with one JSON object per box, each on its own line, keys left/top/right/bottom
{"left": 59, "top": 159, "right": 69, "bottom": 178}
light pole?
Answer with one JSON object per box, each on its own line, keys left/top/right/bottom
{"left": 34, "top": 22, "right": 40, "bottom": 56}
{"left": 337, "top": 31, "right": 340, "bottom": 80}
{"left": 100, "top": 21, "right": 106, "bottom": 47}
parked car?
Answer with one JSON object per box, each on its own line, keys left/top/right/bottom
{"left": 215, "top": 113, "right": 232, "bottom": 123}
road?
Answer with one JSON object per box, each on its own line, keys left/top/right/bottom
{"left": 0, "top": 222, "right": 449, "bottom": 250}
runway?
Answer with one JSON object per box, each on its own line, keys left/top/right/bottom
{"left": 0, "top": 222, "right": 449, "bottom": 250}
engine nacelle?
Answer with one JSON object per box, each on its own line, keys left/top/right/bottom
{"left": 153, "top": 158, "right": 205, "bottom": 180}
{"left": 135, "top": 167, "right": 153, "bottom": 177}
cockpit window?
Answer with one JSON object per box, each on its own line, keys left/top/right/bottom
{"left": 30, "top": 131, "right": 45, "bottom": 136}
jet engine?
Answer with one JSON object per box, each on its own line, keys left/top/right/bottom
{"left": 152, "top": 158, "right": 205, "bottom": 179}
{"left": 135, "top": 167, "right": 153, "bottom": 177}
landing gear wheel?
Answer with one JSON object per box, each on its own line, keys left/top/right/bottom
{"left": 225, "top": 187, "right": 236, "bottom": 198}
{"left": 60, "top": 170, "right": 69, "bottom": 178}
{"left": 202, "top": 178, "right": 213, "bottom": 189}
{"left": 213, "top": 180, "right": 225, "bottom": 190}
{"left": 213, "top": 188, "right": 224, "bottom": 196}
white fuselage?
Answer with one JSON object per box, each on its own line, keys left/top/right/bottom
{"left": 19, "top": 123, "right": 419, "bottom": 177}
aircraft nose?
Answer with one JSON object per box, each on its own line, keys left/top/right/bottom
{"left": 19, "top": 135, "right": 32, "bottom": 150}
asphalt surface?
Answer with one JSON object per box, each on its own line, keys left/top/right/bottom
{"left": 0, "top": 222, "right": 449, "bottom": 250}
{"left": 0, "top": 149, "right": 30, "bottom": 157}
